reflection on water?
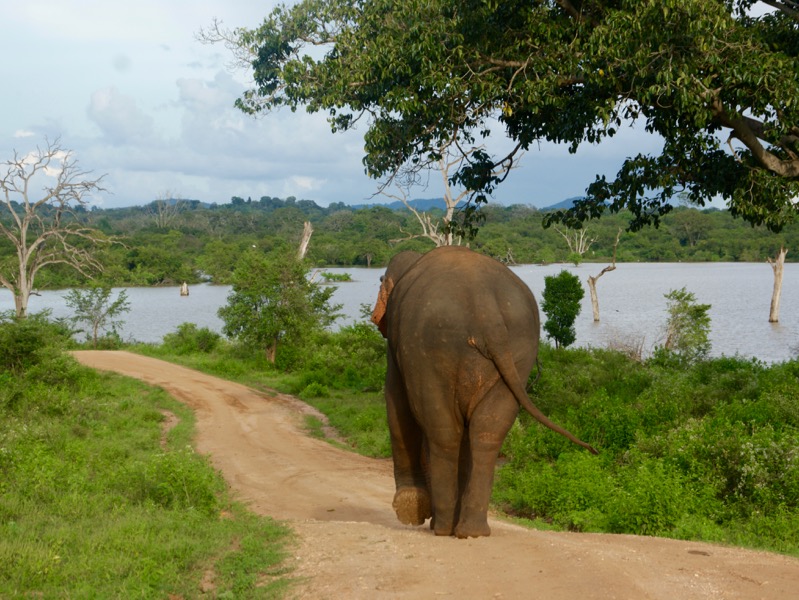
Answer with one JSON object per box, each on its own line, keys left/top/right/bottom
{"left": 2, "top": 263, "right": 797, "bottom": 363}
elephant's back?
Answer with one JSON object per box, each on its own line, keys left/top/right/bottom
{"left": 388, "top": 246, "right": 539, "bottom": 349}
{"left": 392, "top": 246, "right": 536, "bottom": 306}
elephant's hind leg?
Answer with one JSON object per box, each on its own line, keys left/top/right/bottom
{"left": 392, "top": 486, "right": 431, "bottom": 526}
{"left": 455, "top": 390, "right": 518, "bottom": 538}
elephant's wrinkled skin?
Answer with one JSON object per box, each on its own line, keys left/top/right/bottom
{"left": 371, "top": 246, "right": 597, "bottom": 538}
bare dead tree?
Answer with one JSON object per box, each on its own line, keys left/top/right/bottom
{"left": 386, "top": 143, "right": 518, "bottom": 247}
{"left": 586, "top": 228, "right": 622, "bottom": 322}
{"left": 385, "top": 152, "right": 467, "bottom": 246}
{"left": 297, "top": 221, "right": 313, "bottom": 260}
{"left": 0, "top": 139, "right": 108, "bottom": 318}
{"left": 554, "top": 226, "right": 597, "bottom": 258}
{"left": 768, "top": 246, "right": 788, "bottom": 323}
{"left": 149, "top": 190, "right": 184, "bottom": 229}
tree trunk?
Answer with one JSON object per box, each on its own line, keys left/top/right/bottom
{"left": 14, "top": 291, "right": 28, "bottom": 319}
{"left": 297, "top": 221, "right": 313, "bottom": 260}
{"left": 587, "top": 275, "right": 601, "bottom": 322}
{"left": 768, "top": 246, "right": 788, "bottom": 323}
{"left": 586, "top": 229, "right": 621, "bottom": 322}
{"left": 266, "top": 343, "right": 277, "bottom": 363}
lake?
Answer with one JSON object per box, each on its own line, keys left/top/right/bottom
{"left": 2, "top": 262, "right": 797, "bottom": 363}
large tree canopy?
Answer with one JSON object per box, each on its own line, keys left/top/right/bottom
{"left": 213, "top": 0, "right": 799, "bottom": 231}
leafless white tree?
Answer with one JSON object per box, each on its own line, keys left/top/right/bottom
{"left": 0, "top": 139, "right": 107, "bottom": 318}
{"left": 297, "top": 221, "right": 314, "bottom": 260}
{"left": 768, "top": 246, "right": 788, "bottom": 323}
{"left": 149, "top": 190, "right": 185, "bottom": 229}
{"left": 554, "top": 226, "right": 597, "bottom": 257}
{"left": 386, "top": 143, "right": 518, "bottom": 247}
{"left": 586, "top": 228, "right": 622, "bottom": 322}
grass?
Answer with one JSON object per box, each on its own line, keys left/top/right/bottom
{"left": 0, "top": 326, "right": 295, "bottom": 598}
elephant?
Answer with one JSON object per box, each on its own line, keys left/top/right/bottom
{"left": 371, "top": 246, "right": 597, "bottom": 538}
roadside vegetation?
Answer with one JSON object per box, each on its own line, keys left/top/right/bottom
{"left": 0, "top": 314, "right": 293, "bottom": 598}
{"left": 131, "top": 311, "right": 799, "bottom": 558}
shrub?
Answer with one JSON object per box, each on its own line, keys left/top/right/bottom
{"left": 162, "top": 322, "right": 221, "bottom": 355}
{"left": 656, "top": 287, "right": 711, "bottom": 364}
{"left": 498, "top": 348, "right": 799, "bottom": 552}
{"left": 292, "top": 322, "right": 386, "bottom": 393}
{"left": 299, "top": 382, "right": 330, "bottom": 399}
{"left": 64, "top": 286, "right": 130, "bottom": 348}
{"left": 540, "top": 270, "right": 584, "bottom": 348}
{"left": 0, "top": 311, "right": 71, "bottom": 374}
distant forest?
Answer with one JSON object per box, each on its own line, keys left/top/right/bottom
{"left": 17, "top": 195, "right": 799, "bottom": 288}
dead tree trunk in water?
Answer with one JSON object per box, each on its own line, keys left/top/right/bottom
{"left": 587, "top": 229, "right": 622, "bottom": 322}
{"left": 768, "top": 246, "right": 788, "bottom": 323}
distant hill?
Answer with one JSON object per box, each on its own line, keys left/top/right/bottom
{"left": 541, "top": 196, "right": 584, "bottom": 211}
{"left": 350, "top": 197, "right": 452, "bottom": 211}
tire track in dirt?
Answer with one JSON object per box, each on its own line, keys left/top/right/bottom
{"left": 74, "top": 350, "right": 799, "bottom": 599}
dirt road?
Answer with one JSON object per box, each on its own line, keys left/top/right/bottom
{"left": 74, "top": 350, "right": 799, "bottom": 599}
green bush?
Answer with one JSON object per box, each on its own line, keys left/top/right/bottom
{"left": 657, "top": 287, "right": 712, "bottom": 363}
{"left": 162, "top": 322, "right": 221, "bottom": 355}
{"left": 497, "top": 347, "right": 799, "bottom": 553}
{"left": 291, "top": 322, "right": 386, "bottom": 393}
{"left": 0, "top": 311, "right": 72, "bottom": 374}
{"left": 299, "top": 382, "right": 330, "bottom": 399}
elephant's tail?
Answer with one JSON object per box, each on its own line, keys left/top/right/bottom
{"left": 472, "top": 339, "right": 598, "bottom": 455}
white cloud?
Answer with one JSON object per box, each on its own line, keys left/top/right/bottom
{"left": 289, "top": 175, "right": 324, "bottom": 192}
{"left": 87, "top": 87, "right": 157, "bottom": 144}
{"left": 13, "top": 130, "right": 36, "bottom": 139}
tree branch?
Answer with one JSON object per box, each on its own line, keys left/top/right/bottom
{"left": 711, "top": 98, "right": 799, "bottom": 178}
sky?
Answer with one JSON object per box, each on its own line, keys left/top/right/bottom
{"left": 0, "top": 0, "right": 668, "bottom": 211}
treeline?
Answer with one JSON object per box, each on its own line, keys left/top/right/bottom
{"left": 20, "top": 197, "right": 799, "bottom": 288}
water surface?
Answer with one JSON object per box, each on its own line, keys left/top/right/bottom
{"left": 2, "top": 262, "right": 796, "bottom": 363}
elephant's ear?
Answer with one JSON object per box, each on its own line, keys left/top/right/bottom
{"left": 371, "top": 275, "right": 394, "bottom": 338}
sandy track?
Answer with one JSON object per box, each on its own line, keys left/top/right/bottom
{"left": 74, "top": 350, "right": 799, "bottom": 599}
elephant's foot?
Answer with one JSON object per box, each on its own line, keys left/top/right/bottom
{"left": 454, "top": 515, "right": 491, "bottom": 538}
{"left": 392, "top": 486, "right": 431, "bottom": 526}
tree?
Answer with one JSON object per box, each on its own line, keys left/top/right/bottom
{"left": 297, "top": 221, "right": 313, "bottom": 260}
{"left": 0, "top": 139, "right": 107, "bottom": 318}
{"left": 661, "top": 288, "right": 712, "bottom": 362}
{"left": 218, "top": 247, "right": 340, "bottom": 362}
{"left": 555, "top": 227, "right": 597, "bottom": 263}
{"left": 205, "top": 1, "right": 799, "bottom": 233}
{"left": 148, "top": 190, "right": 185, "bottom": 229}
{"left": 541, "top": 270, "right": 584, "bottom": 348}
{"left": 587, "top": 228, "right": 622, "bottom": 322}
{"left": 384, "top": 141, "right": 516, "bottom": 245}
{"left": 767, "top": 246, "right": 788, "bottom": 322}
{"left": 200, "top": 2, "right": 525, "bottom": 235}
{"left": 65, "top": 285, "right": 131, "bottom": 348}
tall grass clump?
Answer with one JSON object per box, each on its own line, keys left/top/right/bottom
{"left": 0, "top": 316, "right": 293, "bottom": 598}
{"left": 495, "top": 344, "right": 799, "bottom": 555}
